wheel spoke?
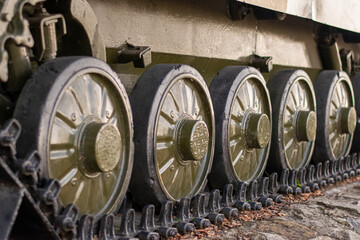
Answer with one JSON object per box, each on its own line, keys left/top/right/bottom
{"left": 86, "top": 75, "right": 103, "bottom": 116}
{"left": 59, "top": 168, "right": 78, "bottom": 187}
{"left": 236, "top": 94, "right": 246, "bottom": 112}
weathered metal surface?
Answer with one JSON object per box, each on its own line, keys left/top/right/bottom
{"left": 0, "top": 0, "right": 43, "bottom": 82}
{"left": 237, "top": 0, "right": 360, "bottom": 34}
{"left": 88, "top": 0, "right": 322, "bottom": 69}
{"left": 69, "top": 0, "right": 106, "bottom": 61}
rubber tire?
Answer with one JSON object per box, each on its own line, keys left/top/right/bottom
{"left": 266, "top": 69, "right": 315, "bottom": 173}
{"left": 312, "top": 70, "right": 354, "bottom": 163}
{"left": 129, "top": 64, "right": 214, "bottom": 207}
{"left": 207, "top": 66, "right": 271, "bottom": 189}
{"left": 14, "top": 56, "right": 134, "bottom": 220}
{"left": 351, "top": 72, "right": 360, "bottom": 153}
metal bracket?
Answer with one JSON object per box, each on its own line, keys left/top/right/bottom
{"left": 0, "top": 119, "right": 21, "bottom": 159}
{"left": 207, "top": 190, "right": 225, "bottom": 225}
{"left": 107, "top": 43, "right": 152, "bottom": 68}
{"left": 306, "top": 165, "right": 320, "bottom": 191}
{"left": 345, "top": 155, "right": 356, "bottom": 178}
{"left": 99, "top": 214, "right": 116, "bottom": 240}
{"left": 340, "top": 49, "right": 354, "bottom": 75}
{"left": 174, "top": 198, "right": 194, "bottom": 234}
{"left": 118, "top": 208, "right": 137, "bottom": 239}
{"left": 246, "top": 181, "right": 262, "bottom": 210}
{"left": 220, "top": 184, "right": 239, "bottom": 219}
{"left": 288, "top": 170, "right": 302, "bottom": 195}
{"left": 191, "top": 194, "right": 210, "bottom": 229}
{"left": 330, "top": 160, "right": 342, "bottom": 182}
{"left": 338, "top": 157, "right": 349, "bottom": 180}
{"left": 36, "top": 178, "right": 61, "bottom": 216}
{"left": 257, "top": 177, "right": 273, "bottom": 207}
{"left": 252, "top": 6, "right": 286, "bottom": 21}
{"left": 351, "top": 153, "right": 360, "bottom": 176}
{"left": 250, "top": 54, "right": 273, "bottom": 73}
{"left": 77, "top": 215, "right": 94, "bottom": 240}
{"left": 268, "top": 172, "right": 283, "bottom": 203}
{"left": 157, "top": 201, "right": 177, "bottom": 238}
{"left": 226, "top": 0, "right": 251, "bottom": 21}
{"left": 297, "top": 168, "right": 311, "bottom": 193}
{"left": 233, "top": 182, "right": 251, "bottom": 210}
{"left": 322, "top": 160, "right": 335, "bottom": 184}
{"left": 279, "top": 169, "right": 293, "bottom": 195}
{"left": 55, "top": 204, "right": 79, "bottom": 239}
{"left": 16, "top": 151, "right": 40, "bottom": 186}
{"left": 138, "top": 205, "right": 159, "bottom": 240}
{"left": 314, "top": 163, "right": 327, "bottom": 188}
{"left": 29, "top": 12, "right": 67, "bottom": 62}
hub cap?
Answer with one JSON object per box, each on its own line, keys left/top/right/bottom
{"left": 245, "top": 113, "right": 271, "bottom": 149}
{"left": 296, "top": 111, "right": 317, "bottom": 142}
{"left": 177, "top": 120, "right": 209, "bottom": 161}
{"left": 339, "top": 107, "right": 356, "bottom": 134}
{"left": 80, "top": 122, "right": 122, "bottom": 173}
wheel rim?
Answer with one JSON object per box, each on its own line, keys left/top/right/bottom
{"left": 282, "top": 78, "right": 316, "bottom": 169}
{"left": 48, "top": 71, "right": 131, "bottom": 218}
{"left": 228, "top": 75, "right": 271, "bottom": 182}
{"left": 154, "top": 74, "right": 213, "bottom": 200}
{"left": 328, "top": 80, "right": 355, "bottom": 158}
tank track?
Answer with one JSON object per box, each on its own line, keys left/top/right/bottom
{"left": 1, "top": 119, "right": 359, "bottom": 240}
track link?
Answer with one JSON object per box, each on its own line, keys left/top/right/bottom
{"left": 1, "top": 119, "right": 359, "bottom": 239}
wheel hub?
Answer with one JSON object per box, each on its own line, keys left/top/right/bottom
{"left": 177, "top": 119, "right": 209, "bottom": 161}
{"left": 339, "top": 107, "right": 356, "bottom": 134}
{"left": 296, "top": 110, "right": 317, "bottom": 142}
{"left": 245, "top": 113, "right": 270, "bottom": 149}
{"left": 81, "top": 121, "right": 122, "bottom": 174}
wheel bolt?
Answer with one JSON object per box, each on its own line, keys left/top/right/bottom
{"left": 71, "top": 178, "right": 77, "bottom": 186}
{"left": 170, "top": 111, "right": 176, "bottom": 118}
{"left": 170, "top": 165, "right": 175, "bottom": 171}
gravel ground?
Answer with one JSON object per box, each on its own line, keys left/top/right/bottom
{"left": 170, "top": 177, "right": 360, "bottom": 240}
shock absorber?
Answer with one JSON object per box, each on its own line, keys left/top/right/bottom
{"left": 28, "top": 5, "right": 66, "bottom": 62}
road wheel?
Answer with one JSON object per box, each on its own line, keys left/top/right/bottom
{"left": 14, "top": 57, "right": 133, "bottom": 220}
{"left": 313, "top": 71, "right": 356, "bottom": 162}
{"left": 129, "top": 64, "right": 214, "bottom": 206}
{"left": 267, "top": 70, "right": 316, "bottom": 172}
{"left": 208, "top": 66, "right": 271, "bottom": 189}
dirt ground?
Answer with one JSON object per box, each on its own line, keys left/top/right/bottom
{"left": 170, "top": 178, "right": 360, "bottom": 240}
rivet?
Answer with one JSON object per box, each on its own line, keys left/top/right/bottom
{"left": 105, "top": 111, "right": 111, "bottom": 118}
{"left": 170, "top": 111, "right": 175, "bottom": 118}
{"left": 71, "top": 178, "right": 77, "bottom": 186}
{"left": 170, "top": 165, "right": 175, "bottom": 171}
{"left": 71, "top": 113, "right": 76, "bottom": 121}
